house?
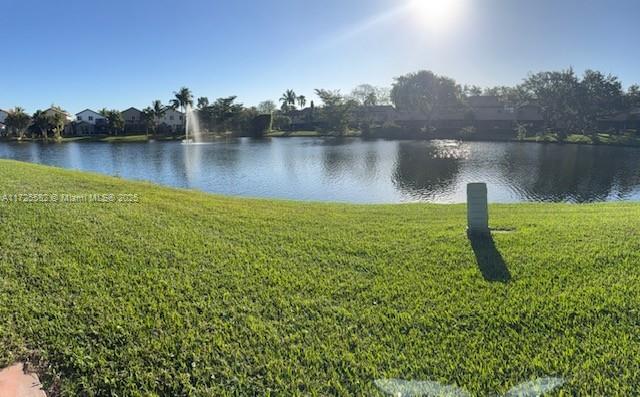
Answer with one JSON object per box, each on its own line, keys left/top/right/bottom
{"left": 44, "top": 107, "right": 73, "bottom": 123}
{"left": 76, "top": 109, "right": 106, "bottom": 125}
{"left": 466, "top": 96, "right": 516, "bottom": 130}
{"left": 598, "top": 108, "right": 640, "bottom": 132}
{"left": 71, "top": 121, "right": 96, "bottom": 136}
{"left": 121, "top": 107, "right": 143, "bottom": 124}
{"left": 157, "top": 107, "right": 184, "bottom": 133}
{"left": 352, "top": 106, "right": 396, "bottom": 124}
{"left": 0, "top": 109, "right": 8, "bottom": 125}
{"left": 289, "top": 108, "right": 316, "bottom": 130}
{"left": 72, "top": 109, "right": 108, "bottom": 135}
{"left": 392, "top": 96, "right": 544, "bottom": 133}
{"left": 121, "top": 107, "right": 145, "bottom": 133}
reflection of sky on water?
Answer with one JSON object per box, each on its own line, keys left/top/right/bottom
{"left": 1, "top": 138, "right": 640, "bottom": 203}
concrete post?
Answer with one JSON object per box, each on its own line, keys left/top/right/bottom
{"left": 467, "top": 183, "right": 489, "bottom": 235}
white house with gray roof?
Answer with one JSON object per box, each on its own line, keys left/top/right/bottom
{"left": 76, "top": 109, "right": 106, "bottom": 125}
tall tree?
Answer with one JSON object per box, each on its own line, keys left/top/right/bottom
{"left": 520, "top": 68, "right": 583, "bottom": 133}
{"left": 143, "top": 100, "right": 167, "bottom": 136}
{"left": 142, "top": 107, "right": 155, "bottom": 137}
{"left": 30, "top": 110, "right": 51, "bottom": 140}
{"left": 4, "top": 107, "right": 30, "bottom": 139}
{"left": 170, "top": 87, "right": 194, "bottom": 113}
{"left": 50, "top": 112, "right": 66, "bottom": 139}
{"left": 314, "top": 89, "right": 357, "bottom": 135}
{"left": 208, "top": 96, "right": 244, "bottom": 131}
{"left": 197, "top": 97, "right": 209, "bottom": 109}
{"left": 351, "top": 84, "right": 392, "bottom": 106}
{"left": 257, "top": 100, "right": 277, "bottom": 114}
{"left": 100, "top": 109, "right": 125, "bottom": 135}
{"left": 279, "top": 89, "right": 297, "bottom": 112}
{"left": 579, "top": 69, "right": 624, "bottom": 130}
{"left": 482, "top": 86, "right": 523, "bottom": 105}
{"left": 391, "top": 70, "right": 463, "bottom": 128}
{"left": 170, "top": 87, "right": 193, "bottom": 132}
{"left": 626, "top": 85, "right": 640, "bottom": 109}
{"left": 297, "top": 95, "right": 307, "bottom": 109}
{"left": 463, "top": 84, "right": 483, "bottom": 97}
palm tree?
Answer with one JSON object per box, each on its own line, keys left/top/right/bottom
{"left": 170, "top": 87, "right": 194, "bottom": 113}
{"left": 197, "top": 97, "right": 209, "bottom": 109}
{"left": 5, "top": 107, "right": 30, "bottom": 140}
{"left": 279, "top": 89, "right": 297, "bottom": 112}
{"left": 31, "top": 110, "right": 50, "bottom": 141}
{"left": 297, "top": 95, "right": 306, "bottom": 109}
{"left": 50, "top": 112, "right": 66, "bottom": 140}
{"left": 170, "top": 87, "right": 193, "bottom": 133}
{"left": 142, "top": 100, "right": 167, "bottom": 137}
{"left": 142, "top": 108, "right": 155, "bottom": 138}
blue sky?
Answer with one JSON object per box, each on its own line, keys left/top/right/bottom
{"left": 1, "top": 0, "right": 639, "bottom": 114}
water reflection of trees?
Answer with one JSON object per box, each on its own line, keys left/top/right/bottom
{"left": 392, "top": 142, "right": 463, "bottom": 200}
{"left": 320, "top": 138, "right": 385, "bottom": 182}
{"left": 498, "top": 144, "right": 640, "bottom": 202}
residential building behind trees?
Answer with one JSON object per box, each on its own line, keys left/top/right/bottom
{"left": 1, "top": 68, "right": 639, "bottom": 141}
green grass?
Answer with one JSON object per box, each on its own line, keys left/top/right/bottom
{"left": 1, "top": 159, "right": 640, "bottom": 395}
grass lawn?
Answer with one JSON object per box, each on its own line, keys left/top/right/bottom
{"left": 1, "top": 160, "right": 640, "bottom": 395}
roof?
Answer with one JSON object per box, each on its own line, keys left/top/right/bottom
{"left": 121, "top": 107, "right": 142, "bottom": 113}
{"left": 395, "top": 108, "right": 467, "bottom": 122}
{"left": 516, "top": 105, "right": 544, "bottom": 121}
{"left": 472, "top": 107, "right": 515, "bottom": 121}
{"left": 75, "top": 109, "right": 104, "bottom": 117}
{"left": 600, "top": 109, "right": 640, "bottom": 122}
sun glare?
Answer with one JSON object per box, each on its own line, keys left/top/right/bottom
{"left": 410, "top": 0, "right": 466, "bottom": 32}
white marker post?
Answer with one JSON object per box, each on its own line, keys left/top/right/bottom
{"left": 467, "top": 183, "right": 489, "bottom": 235}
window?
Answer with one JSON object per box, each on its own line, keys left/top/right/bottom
{"left": 77, "top": 116, "right": 82, "bottom": 121}
{"left": 89, "top": 116, "right": 94, "bottom": 121}
{"left": 170, "top": 116, "right": 174, "bottom": 121}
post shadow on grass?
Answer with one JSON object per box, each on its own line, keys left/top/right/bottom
{"left": 468, "top": 231, "right": 511, "bottom": 282}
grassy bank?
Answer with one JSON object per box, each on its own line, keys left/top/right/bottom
{"left": 1, "top": 160, "right": 640, "bottom": 395}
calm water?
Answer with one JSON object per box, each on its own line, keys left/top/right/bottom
{"left": 1, "top": 138, "right": 640, "bottom": 203}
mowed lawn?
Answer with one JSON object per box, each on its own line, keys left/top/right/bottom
{"left": 1, "top": 160, "right": 640, "bottom": 396}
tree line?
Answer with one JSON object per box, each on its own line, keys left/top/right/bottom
{"left": 3, "top": 68, "right": 639, "bottom": 141}
{"left": 389, "top": 68, "right": 640, "bottom": 138}
{"left": 269, "top": 68, "right": 640, "bottom": 138}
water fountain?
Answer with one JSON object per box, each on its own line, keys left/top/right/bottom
{"left": 182, "top": 104, "right": 202, "bottom": 144}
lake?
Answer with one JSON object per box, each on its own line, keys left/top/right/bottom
{"left": 1, "top": 138, "right": 640, "bottom": 203}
